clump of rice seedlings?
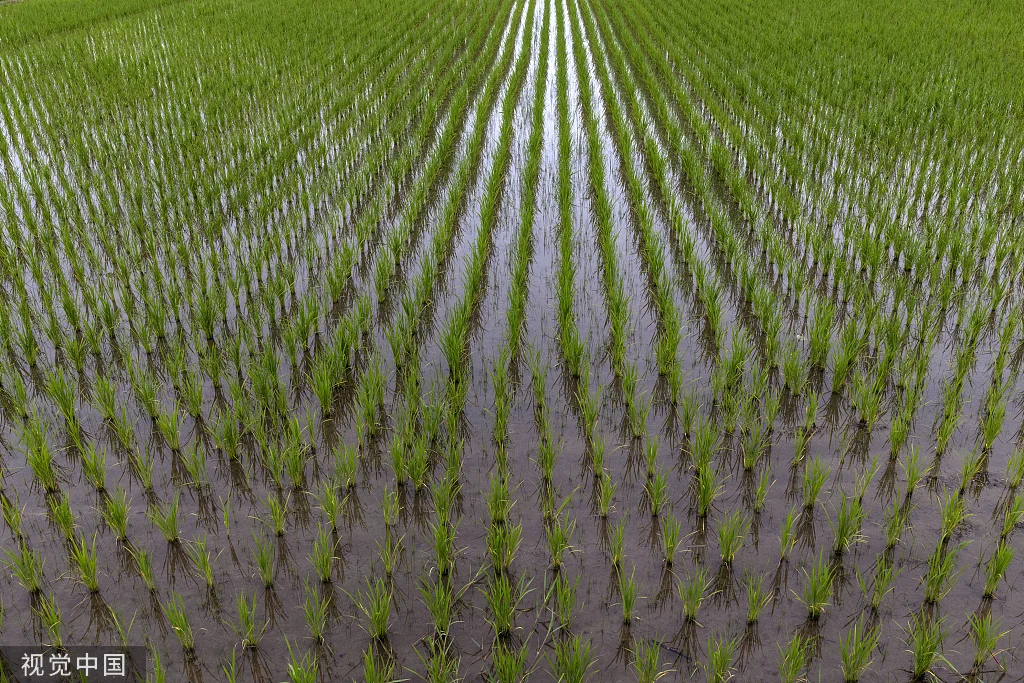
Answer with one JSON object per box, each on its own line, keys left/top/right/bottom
{"left": 355, "top": 577, "right": 392, "bottom": 640}
{"left": 487, "top": 522, "right": 522, "bottom": 574}
{"left": 265, "top": 493, "right": 288, "bottom": 536}
{"left": 182, "top": 443, "right": 210, "bottom": 489}
{"left": 149, "top": 494, "right": 181, "bottom": 544}
{"left": 631, "top": 639, "right": 672, "bottom": 683}
{"left": 923, "top": 542, "right": 967, "bottom": 604}
{"left": 679, "top": 567, "right": 712, "bottom": 623}
{"left": 968, "top": 612, "right": 1009, "bottom": 671}
{"left": 598, "top": 474, "right": 616, "bottom": 518}
{"left": 130, "top": 547, "right": 156, "bottom": 592}
{"left": 70, "top": 534, "right": 101, "bottom": 592}
{"left": 47, "top": 492, "right": 76, "bottom": 541}
{"left": 383, "top": 488, "right": 401, "bottom": 528}
{"left": 905, "top": 612, "right": 945, "bottom": 680}
{"left": 938, "top": 490, "right": 970, "bottom": 543}
{"left": 829, "top": 494, "right": 866, "bottom": 555}
{"left": 618, "top": 565, "right": 639, "bottom": 624}
{"left": 1, "top": 494, "right": 25, "bottom": 541}
{"left": 548, "top": 512, "right": 576, "bottom": 571}
{"left": 102, "top": 488, "right": 131, "bottom": 541}
{"left": 549, "top": 635, "right": 595, "bottom": 683}
{"left": 552, "top": 572, "right": 578, "bottom": 630}
{"left": 485, "top": 573, "right": 528, "bottom": 638}
{"left": 883, "top": 495, "right": 913, "bottom": 550}
{"left": 802, "top": 456, "right": 830, "bottom": 509}
{"left": 781, "top": 341, "right": 808, "bottom": 395}
{"left": 753, "top": 469, "right": 773, "bottom": 513}
{"left": 309, "top": 524, "right": 336, "bottom": 583}
{"left": 780, "top": 507, "right": 799, "bottom": 561}
{"left": 983, "top": 541, "right": 1014, "bottom": 598}
{"left": 163, "top": 592, "right": 196, "bottom": 654}
{"left": 24, "top": 428, "right": 60, "bottom": 494}
{"left": 377, "top": 532, "right": 403, "bottom": 578}
{"left": 334, "top": 444, "right": 358, "bottom": 490}
{"left": 778, "top": 633, "right": 808, "bottom": 683}
{"left": 839, "top": 618, "right": 880, "bottom": 682}
{"left": 999, "top": 493, "right": 1023, "bottom": 540}
{"left": 35, "top": 593, "right": 63, "bottom": 649}
{"left": 81, "top": 443, "right": 108, "bottom": 493}
{"left": 361, "top": 647, "right": 396, "bottom": 683}
{"left": 798, "top": 553, "right": 833, "bottom": 619}
{"left": 661, "top": 513, "right": 683, "bottom": 566}
{"left": 156, "top": 403, "right": 184, "bottom": 451}
{"left": 695, "top": 464, "right": 725, "bottom": 520}
{"left": 1005, "top": 448, "right": 1024, "bottom": 489}
{"left": 252, "top": 532, "right": 275, "bottom": 588}
{"left": 744, "top": 572, "right": 772, "bottom": 623}
{"left": 705, "top": 633, "right": 738, "bottom": 683}
{"left": 645, "top": 468, "right": 669, "bottom": 517}
{"left": 717, "top": 510, "right": 749, "bottom": 564}
{"left": 302, "top": 581, "right": 330, "bottom": 644}
{"left": 861, "top": 554, "right": 902, "bottom": 611}
{"left": 186, "top": 535, "right": 216, "bottom": 590}
{"left": 285, "top": 636, "right": 319, "bottom": 683}
{"left": 3, "top": 543, "right": 44, "bottom": 595}
{"left": 230, "top": 592, "right": 265, "bottom": 649}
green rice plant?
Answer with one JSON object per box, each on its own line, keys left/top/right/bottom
{"left": 252, "top": 531, "right": 275, "bottom": 588}
{"left": 1005, "top": 447, "right": 1024, "bottom": 489}
{"left": 36, "top": 593, "right": 63, "bottom": 649}
{"left": 487, "top": 522, "right": 522, "bottom": 574}
{"left": 598, "top": 474, "right": 616, "bottom": 518}
{"left": 798, "top": 553, "right": 833, "bottom": 619}
{"left": 923, "top": 541, "right": 967, "bottom": 604}
{"left": 1001, "top": 493, "right": 1024, "bottom": 540}
{"left": 717, "top": 510, "right": 749, "bottom": 564}
{"left": 905, "top": 612, "right": 945, "bottom": 680}
{"left": 316, "top": 482, "right": 342, "bottom": 533}
{"left": 938, "top": 490, "right": 970, "bottom": 542}
{"left": 420, "top": 576, "right": 460, "bottom": 638}
{"left": 840, "top": 618, "right": 880, "bottom": 682}
{"left": 1, "top": 494, "right": 25, "bottom": 541}
{"left": 186, "top": 535, "right": 216, "bottom": 589}
{"left": 968, "top": 612, "right": 1009, "bottom": 670}
{"left": 156, "top": 403, "right": 184, "bottom": 451}
{"left": 609, "top": 516, "right": 626, "bottom": 569}
{"left": 778, "top": 633, "right": 808, "bottom": 683}
{"left": 383, "top": 487, "right": 401, "bottom": 528}
{"left": 705, "top": 633, "right": 738, "bottom": 683}
{"left": 70, "top": 533, "right": 101, "bottom": 592}
{"left": 162, "top": 592, "right": 196, "bottom": 653}
{"left": 645, "top": 468, "right": 669, "bottom": 517}
{"left": 983, "top": 541, "right": 1014, "bottom": 598}
{"left": 182, "top": 442, "right": 209, "bottom": 489}
{"left": 780, "top": 507, "right": 799, "bottom": 561}
{"left": 361, "top": 647, "right": 396, "bottom": 683}
{"left": 230, "top": 591, "right": 265, "bottom": 649}
{"left": 377, "top": 531, "right": 403, "bottom": 577}
{"left": 679, "top": 566, "right": 712, "bottom": 623}
{"left": 753, "top": 469, "right": 773, "bottom": 513}
{"left": 355, "top": 577, "right": 392, "bottom": 640}
{"left": 334, "top": 444, "right": 358, "bottom": 490}
{"left": 829, "top": 494, "right": 866, "bottom": 555}
{"left": 618, "top": 564, "right": 639, "bottom": 624}
{"left": 102, "top": 488, "right": 131, "bottom": 541}
{"left": 695, "top": 464, "right": 724, "bottom": 519}
{"left": 744, "top": 572, "right": 772, "bottom": 623}
{"left": 883, "top": 495, "right": 913, "bottom": 550}
{"left": 130, "top": 547, "right": 156, "bottom": 591}
{"left": 864, "top": 554, "right": 902, "bottom": 611}
{"left": 148, "top": 494, "right": 181, "bottom": 543}
{"left": 802, "top": 456, "right": 830, "bottom": 509}
{"left": 631, "top": 639, "right": 672, "bottom": 683}
{"left": 265, "top": 493, "right": 288, "bottom": 536}
{"left": 661, "top": 513, "right": 683, "bottom": 566}
{"left": 308, "top": 524, "right": 336, "bottom": 583}
{"left": 548, "top": 513, "right": 576, "bottom": 570}
{"left": 485, "top": 573, "right": 528, "bottom": 638}
{"left": 552, "top": 572, "right": 578, "bottom": 630}
{"left": 48, "top": 492, "right": 76, "bottom": 541}
{"left": 285, "top": 636, "right": 319, "bottom": 683}
{"left": 81, "top": 443, "right": 108, "bottom": 493}
{"left": 549, "top": 635, "right": 595, "bottom": 683}
{"left": 302, "top": 581, "right": 329, "bottom": 644}
{"left": 781, "top": 341, "right": 808, "bottom": 396}
{"left": 3, "top": 542, "right": 43, "bottom": 595}
{"left": 25, "top": 436, "right": 60, "bottom": 494}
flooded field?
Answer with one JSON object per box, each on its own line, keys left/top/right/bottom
{"left": 1, "top": 0, "right": 1023, "bottom": 680}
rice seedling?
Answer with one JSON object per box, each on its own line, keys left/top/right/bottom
{"left": 780, "top": 507, "right": 800, "bottom": 561}
{"left": 1000, "top": 493, "right": 1023, "bottom": 540}
{"left": 252, "top": 532, "right": 275, "bottom": 588}
{"left": 778, "top": 633, "right": 808, "bottom": 683}
{"left": 802, "top": 456, "right": 830, "bottom": 509}
{"left": 3, "top": 543, "right": 44, "bottom": 595}
{"left": 618, "top": 564, "right": 639, "bottom": 624}
{"left": 839, "top": 618, "right": 880, "bottom": 682}
{"left": 631, "top": 640, "right": 672, "bottom": 683}
{"left": 679, "top": 567, "right": 712, "bottom": 623}
{"left": 983, "top": 540, "right": 1014, "bottom": 598}
{"left": 717, "top": 510, "right": 749, "bottom": 564}
{"left": 355, "top": 577, "right": 393, "bottom": 641}
{"left": 744, "top": 572, "right": 772, "bottom": 623}
{"left": 162, "top": 592, "right": 196, "bottom": 653}
{"left": 230, "top": 592, "right": 266, "bottom": 649}
{"left": 549, "top": 635, "right": 595, "bottom": 683}
{"left": 922, "top": 541, "right": 967, "bottom": 604}
{"left": 705, "top": 633, "right": 739, "bottom": 683}
{"left": 149, "top": 494, "right": 182, "bottom": 543}
{"left": 302, "top": 581, "right": 330, "bottom": 644}
{"left": 798, "top": 553, "right": 833, "bottom": 619}
{"left": 905, "top": 612, "right": 945, "bottom": 680}
{"left": 70, "top": 533, "right": 101, "bottom": 592}
{"left": 968, "top": 612, "right": 1009, "bottom": 670}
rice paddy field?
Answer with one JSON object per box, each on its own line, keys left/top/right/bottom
{"left": 1, "top": 0, "right": 1023, "bottom": 680}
